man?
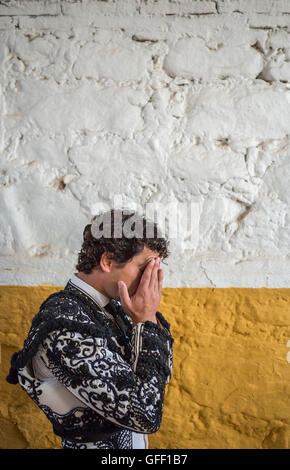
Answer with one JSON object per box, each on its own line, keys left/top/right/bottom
{"left": 6, "top": 209, "right": 174, "bottom": 449}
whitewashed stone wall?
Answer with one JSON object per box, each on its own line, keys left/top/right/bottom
{"left": 0, "top": 0, "right": 290, "bottom": 287}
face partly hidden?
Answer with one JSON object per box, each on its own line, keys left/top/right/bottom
{"left": 101, "top": 245, "right": 161, "bottom": 300}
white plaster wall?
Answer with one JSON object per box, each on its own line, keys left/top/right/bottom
{"left": 0, "top": 0, "right": 290, "bottom": 287}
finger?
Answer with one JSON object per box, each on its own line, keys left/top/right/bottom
{"left": 118, "top": 281, "right": 132, "bottom": 310}
{"left": 138, "top": 258, "right": 155, "bottom": 290}
{"left": 149, "top": 257, "right": 160, "bottom": 290}
{"left": 158, "top": 268, "right": 163, "bottom": 295}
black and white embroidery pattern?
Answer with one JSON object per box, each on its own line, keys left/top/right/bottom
{"left": 62, "top": 428, "right": 133, "bottom": 449}
{"left": 6, "top": 280, "right": 174, "bottom": 449}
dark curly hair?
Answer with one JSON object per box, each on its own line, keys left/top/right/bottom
{"left": 75, "top": 209, "right": 170, "bottom": 274}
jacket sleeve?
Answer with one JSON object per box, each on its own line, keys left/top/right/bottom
{"left": 130, "top": 311, "right": 173, "bottom": 386}
{"left": 44, "top": 317, "right": 174, "bottom": 434}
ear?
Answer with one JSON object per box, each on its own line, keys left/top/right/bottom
{"left": 100, "top": 252, "right": 114, "bottom": 272}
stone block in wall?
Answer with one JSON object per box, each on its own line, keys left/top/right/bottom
{"left": 4, "top": 78, "right": 146, "bottom": 137}
{"left": 218, "top": 0, "right": 290, "bottom": 14}
{"left": 164, "top": 37, "right": 263, "bottom": 80}
{"left": 0, "top": 0, "right": 60, "bottom": 16}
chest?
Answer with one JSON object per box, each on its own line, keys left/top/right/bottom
{"left": 101, "top": 312, "right": 133, "bottom": 363}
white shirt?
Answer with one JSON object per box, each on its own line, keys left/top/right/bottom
{"left": 69, "top": 273, "right": 111, "bottom": 307}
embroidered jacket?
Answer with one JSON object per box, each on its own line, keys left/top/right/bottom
{"left": 6, "top": 279, "right": 174, "bottom": 449}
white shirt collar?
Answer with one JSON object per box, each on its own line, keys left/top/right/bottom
{"left": 69, "top": 273, "right": 111, "bottom": 308}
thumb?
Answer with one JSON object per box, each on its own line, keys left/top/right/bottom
{"left": 118, "top": 281, "right": 132, "bottom": 309}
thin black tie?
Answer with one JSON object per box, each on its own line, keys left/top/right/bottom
{"left": 104, "top": 301, "right": 131, "bottom": 343}
{"left": 104, "top": 301, "right": 117, "bottom": 317}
